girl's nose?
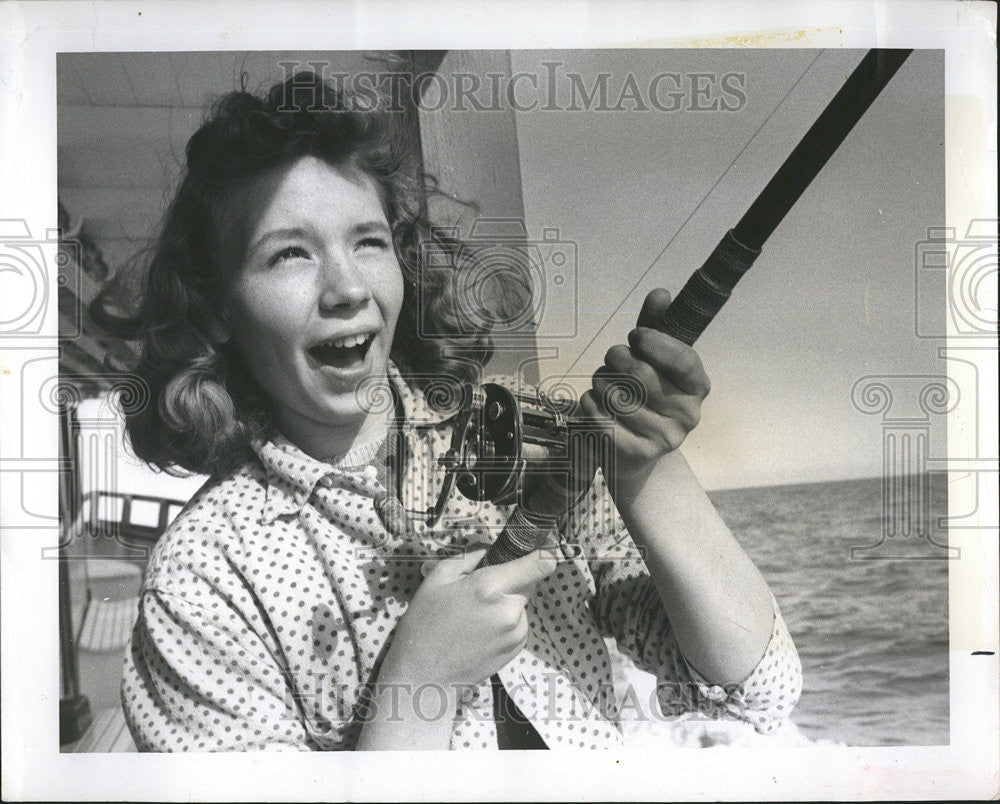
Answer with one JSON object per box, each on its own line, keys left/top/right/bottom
{"left": 317, "top": 258, "right": 372, "bottom": 312}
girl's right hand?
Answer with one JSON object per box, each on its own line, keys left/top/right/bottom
{"left": 381, "top": 546, "right": 559, "bottom": 688}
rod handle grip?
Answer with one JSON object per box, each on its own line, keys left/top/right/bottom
{"left": 480, "top": 507, "right": 549, "bottom": 567}
{"left": 656, "top": 229, "right": 761, "bottom": 346}
{"left": 481, "top": 473, "right": 578, "bottom": 567}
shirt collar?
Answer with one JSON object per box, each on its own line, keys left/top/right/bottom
{"left": 252, "top": 362, "right": 455, "bottom": 524}
{"left": 386, "top": 361, "right": 456, "bottom": 428}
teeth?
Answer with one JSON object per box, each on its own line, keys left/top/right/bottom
{"left": 328, "top": 333, "right": 371, "bottom": 349}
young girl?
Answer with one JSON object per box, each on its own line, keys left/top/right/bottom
{"left": 104, "top": 71, "right": 801, "bottom": 751}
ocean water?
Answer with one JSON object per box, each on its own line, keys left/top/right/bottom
{"left": 705, "top": 474, "right": 950, "bottom": 747}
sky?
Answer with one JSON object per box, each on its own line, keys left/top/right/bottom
{"left": 510, "top": 49, "right": 945, "bottom": 489}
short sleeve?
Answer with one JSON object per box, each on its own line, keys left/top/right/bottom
{"left": 121, "top": 588, "right": 316, "bottom": 751}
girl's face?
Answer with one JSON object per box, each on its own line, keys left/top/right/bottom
{"left": 225, "top": 155, "right": 405, "bottom": 457}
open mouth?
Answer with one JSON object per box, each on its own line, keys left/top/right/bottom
{"left": 308, "top": 332, "right": 375, "bottom": 370}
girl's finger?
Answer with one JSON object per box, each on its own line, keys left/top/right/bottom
{"left": 421, "top": 545, "right": 490, "bottom": 583}
{"left": 584, "top": 385, "right": 695, "bottom": 454}
{"left": 635, "top": 287, "right": 673, "bottom": 331}
{"left": 626, "top": 327, "right": 710, "bottom": 397}
{"left": 592, "top": 366, "right": 701, "bottom": 429}
{"left": 600, "top": 346, "right": 662, "bottom": 404}
{"left": 578, "top": 389, "right": 616, "bottom": 433}
{"left": 585, "top": 384, "right": 693, "bottom": 462}
{"left": 593, "top": 359, "right": 683, "bottom": 419}
{"left": 473, "top": 546, "right": 560, "bottom": 601}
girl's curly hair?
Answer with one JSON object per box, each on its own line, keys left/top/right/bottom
{"left": 92, "top": 71, "right": 528, "bottom": 478}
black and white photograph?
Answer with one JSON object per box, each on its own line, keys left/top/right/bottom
{"left": 1, "top": 1, "right": 996, "bottom": 801}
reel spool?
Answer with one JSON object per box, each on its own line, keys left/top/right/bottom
{"left": 427, "top": 383, "right": 578, "bottom": 525}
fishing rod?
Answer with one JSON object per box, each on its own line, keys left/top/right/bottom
{"left": 376, "top": 49, "right": 914, "bottom": 564}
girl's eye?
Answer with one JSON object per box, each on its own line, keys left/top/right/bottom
{"left": 356, "top": 237, "right": 390, "bottom": 252}
{"left": 268, "top": 246, "right": 309, "bottom": 266}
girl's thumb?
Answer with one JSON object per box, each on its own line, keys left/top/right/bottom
{"left": 420, "top": 544, "right": 490, "bottom": 581}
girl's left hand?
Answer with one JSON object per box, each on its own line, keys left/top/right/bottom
{"left": 579, "top": 288, "right": 711, "bottom": 484}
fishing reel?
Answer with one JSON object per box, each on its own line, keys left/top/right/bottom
{"left": 427, "top": 383, "right": 583, "bottom": 527}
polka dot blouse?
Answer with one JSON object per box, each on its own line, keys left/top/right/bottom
{"left": 121, "top": 364, "right": 802, "bottom": 751}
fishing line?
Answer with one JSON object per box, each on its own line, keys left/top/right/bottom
{"left": 559, "top": 49, "right": 823, "bottom": 377}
